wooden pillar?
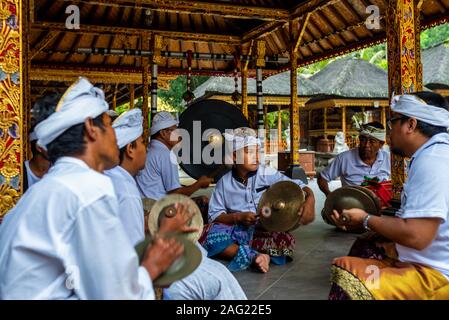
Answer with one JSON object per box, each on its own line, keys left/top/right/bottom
{"left": 386, "top": 0, "right": 423, "bottom": 199}
{"left": 1, "top": 0, "right": 28, "bottom": 217}
{"left": 323, "top": 108, "right": 328, "bottom": 139}
{"left": 255, "top": 41, "right": 266, "bottom": 158}
{"left": 277, "top": 105, "right": 282, "bottom": 150}
{"left": 241, "top": 69, "right": 248, "bottom": 119}
{"left": 264, "top": 105, "right": 268, "bottom": 152}
{"left": 129, "top": 84, "right": 135, "bottom": 109}
{"left": 150, "top": 63, "right": 158, "bottom": 117}
{"left": 112, "top": 83, "right": 118, "bottom": 111}
{"left": 308, "top": 110, "right": 312, "bottom": 147}
{"left": 342, "top": 106, "right": 347, "bottom": 142}
{"left": 142, "top": 35, "right": 150, "bottom": 142}
{"left": 289, "top": 49, "right": 300, "bottom": 166}
{"left": 151, "top": 35, "right": 164, "bottom": 121}
{"left": 381, "top": 106, "right": 387, "bottom": 129}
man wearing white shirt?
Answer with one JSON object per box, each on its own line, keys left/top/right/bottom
{"left": 106, "top": 109, "right": 247, "bottom": 300}
{"left": 329, "top": 91, "right": 449, "bottom": 300}
{"left": 136, "top": 112, "right": 213, "bottom": 222}
{"left": 0, "top": 78, "right": 183, "bottom": 300}
{"left": 318, "top": 122, "right": 390, "bottom": 196}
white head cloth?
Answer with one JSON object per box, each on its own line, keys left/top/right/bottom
{"left": 224, "top": 127, "right": 261, "bottom": 152}
{"left": 150, "top": 111, "right": 179, "bottom": 136}
{"left": 391, "top": 94, "right": 449, "bottom": 128}
{"left": 353, "top": 116, "right": 386, "bottom": 142}
{"left": 112, "top": 109, "right": 143, "bottom": 149}
{"left": 34, "top": 77, "right": 108, "bottom": 150}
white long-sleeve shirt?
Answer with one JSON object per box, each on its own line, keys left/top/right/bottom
{"left": 105, "top": 165, "right": 145, "bottom": 246}
{"left": 0, "top": 157, "right": 154, "bottom": 300}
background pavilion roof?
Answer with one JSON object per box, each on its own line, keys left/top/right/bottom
{"left": 192, "top": 71, "right": 321, "bottom": 99}
{"left": 309, "top": 56, "right": 388, "bottom": 98}
{"left": 423, "top": 42, "right": 449, "bottom": 89}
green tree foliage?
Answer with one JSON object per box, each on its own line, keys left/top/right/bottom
{"left": 158, "top": 75, "right": 210, "bottom": 112}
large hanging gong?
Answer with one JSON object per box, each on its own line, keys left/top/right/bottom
{"left": 178, "top": 99, "right": 249, "bottom": 181}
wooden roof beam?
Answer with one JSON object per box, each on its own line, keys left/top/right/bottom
{"left": 241, "top": 21, "right": 286, "bottom": 44}
{"left": 32, "top": 21, "right": 241, "bottom": 45}
{"left": 61, "top": 0, "right": 289, "bottom": 21}
{"left": 29, "top": 31, "right": 60, "bottom": 60}
{"left": 289, "top": 0, "right": 340, "bottom": 21}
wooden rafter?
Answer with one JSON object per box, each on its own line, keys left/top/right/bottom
{"left": 241, "top": 20, "right": 286, "bottom": 43}
{"left": 289, "top": 0, "right": 340, "bottom": 20}
{"left": 32, "top": 21, "right": 241, "bottom": 45}
{"left": 326, "top": 4, "right": 361, "bottom": 41}
{"left": 338, "top": 0, "right": 374, "bottom": 37}
{"left": 29, "top": 31, "right": 59, "bottom": 60}
{"left": 294, "top": 13, "right": 311, "bottom": 53}
{"left": 61, "top": 0, "right": 289, "bottom": 21}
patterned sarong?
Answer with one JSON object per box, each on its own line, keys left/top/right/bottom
{"left": 200, "top": 222, "right": 295, "bottom": 271}
{"left": 329, "top": 233, "right": 449, "bottom": 300}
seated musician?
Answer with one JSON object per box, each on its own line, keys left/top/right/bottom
{"left": 200, "top": 127, "right": 315, "bottom": 273}
{"left": 329, "top": 92, "right": 449, "bottom": 300}
{"left": 318, "top": 121, "right": 390, "bottom": 196}
{"left": 136, "top": 111, "right": 213, "bottom": 217}
{"left": 106, "top": 109, "right": 247, "bottom": 300}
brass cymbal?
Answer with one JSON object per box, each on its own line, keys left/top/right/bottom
{"left": 257, "top": 181, "right": 305, "bottom": 232}
{"left": 347, "top": 186, "right": 381, "bottom": 215}
{"left": 148, "top": 194, "right": 204, "bottom": 243}
{"left": 322, "top": 186, "right": 380, "bottom": 233}
{"left": 134, "top": 233, "right": 202, "bottom": 287}
{"left": 142, "top": 198, "right": 156, "bottom": 215}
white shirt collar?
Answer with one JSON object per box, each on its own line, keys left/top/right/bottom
{"left": 54, "top": 156, "right": 90, "bottom": 169}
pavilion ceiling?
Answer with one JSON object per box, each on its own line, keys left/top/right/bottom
{"left": 29, "top": 0, "right": 449, "bottom": 104}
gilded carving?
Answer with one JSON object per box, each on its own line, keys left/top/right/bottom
{"left": 0, "top": 0, "right": 22, "bottom": 217}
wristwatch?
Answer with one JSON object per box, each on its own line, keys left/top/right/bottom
{"left": 362, "top": 214, "right": 372, "bottom": 231}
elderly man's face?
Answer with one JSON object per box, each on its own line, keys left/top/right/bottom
{"left": 358, "top": 135, "right": 384, "bottom": 160}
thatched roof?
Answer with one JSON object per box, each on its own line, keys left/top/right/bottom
{"left": 309, "top": 57, "right": 388, "bottom": 98}
{"left": 423, "top": 42, "right": 449, "bottom": 89}
{"left": 262, "top": 71, "right": 321, "bottom": 95}
{"left": 193, "top": 77, "right": 257, "bottom": 99}
{"left": 193, "top": 71, "right": 320, "bottom": 99}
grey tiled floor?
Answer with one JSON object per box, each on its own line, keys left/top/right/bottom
{"left": 186, "top": 173, "right": 356, "bottom": 300}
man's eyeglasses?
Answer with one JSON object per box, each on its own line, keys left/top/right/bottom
{"left": 387, "top": 115, "right": 407, "bottom": 130}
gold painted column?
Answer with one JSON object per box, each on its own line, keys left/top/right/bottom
{"left": 277, "top": 105, "right": 282, "bottom": 150}
{"left": 1, "top": 0, "right": 28, "bottom": 217}
{"left": 342, "top": 106, "right": 347, "bottom": 142}
{"left": 129, "top": 84, "right": 135, "bottom": 109}
{"left": 386, "top": 0, "right": 423, "bottom": 199}
{"left": 151, "top": 35, "right": 164, "bottom": 121}
{"left": 289, "top": 49, "right": 300, "bottom": 166}
{"left": 381, "top": 106, "right": 387, "bottom": 129}
{"left": 142, "top": 35, "right": 150, "bottom": 142}
{"left": 241, "top": 69, "right": 248, "bottom": 120}
{"left": 323, "top": 108, "right": 328, "bottom": 139}
{"left": 308, "top": 110, "right": 312, "bottom": 147}
{"left": 112, "top": 83, "right": 118, "bottom": 111}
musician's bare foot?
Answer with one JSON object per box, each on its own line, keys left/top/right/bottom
{"left": 254, "top": 254, "right": 270, "bottom": 273}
